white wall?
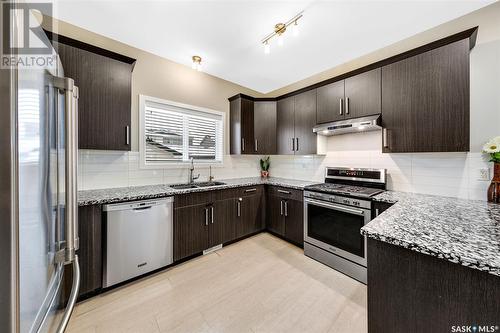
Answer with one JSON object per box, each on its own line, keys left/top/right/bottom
{"left": 78, "top": 39, "right": 500, "bottom": 201}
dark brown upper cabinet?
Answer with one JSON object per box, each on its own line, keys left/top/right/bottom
{"left": 381, "top": 39, "right": 470, "bottom": 153}
{"left": 344, "top": 68, "right": 381, "bottom": 119}
{"left": 276, "top": 96, "right": 295, "bottom": 155}
{"left": 276, "top": 91, "right": 317, "bottom": 155}
{"left": 316, "top": 69, "right": 381, "bottom": 124}
{"left": 230, "top": 96, "right": 254, "bottom": 154}
{"left": 316, "top": 80, "right": 345, "bottom": 123}
{"left": 229, "top": 28, "right": 476, "bottom": 155}
{"left": 51, "top": 33, "right": 135, "bottom": 151}
{"left": 253, "top": 101, "right": 277, "bottom": 154}
{"left": 230, "top": 96, "right": 277, "bottom": 155}
{"left": 294, "top": 89, "right": 318, "bottom": 155}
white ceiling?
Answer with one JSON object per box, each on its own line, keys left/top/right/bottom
{"left": 51, "top": 0, "right": 494, "bottom": 93}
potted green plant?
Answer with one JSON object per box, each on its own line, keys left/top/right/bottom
{"left": 482, "top": 136, "right": 500, "bottom": 203}
{"left": 260, "top": 156, "right": 270, "bottom": 178}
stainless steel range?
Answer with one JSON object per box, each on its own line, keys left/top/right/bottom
{"left": 303, "top": 167, "right": 386, "bottom": 284}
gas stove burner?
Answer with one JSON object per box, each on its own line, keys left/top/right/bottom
{"left": 304, "top": 183, "right": 384, "bottom": 198}
{"left": 304, "top": 167, "right": 387, "bottom": 198}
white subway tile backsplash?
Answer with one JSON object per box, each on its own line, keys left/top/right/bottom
{"left": 78, "top": 141, "right": 493, "bottom": 201}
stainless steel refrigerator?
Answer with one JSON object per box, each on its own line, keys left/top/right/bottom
{"left": 1, "top": 4, "right": 80, "bottom": 332}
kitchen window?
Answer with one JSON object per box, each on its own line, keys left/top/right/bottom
{"left": 139, "top": 95, "right": 224, "bottom": 167}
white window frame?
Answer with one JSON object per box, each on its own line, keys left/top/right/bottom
{"left": 139, "top": 94, "right": 225, "bottom": 169}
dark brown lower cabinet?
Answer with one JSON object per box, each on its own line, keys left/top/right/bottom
{"left": 210, "top": 199, "right": 236, "bottom": 247}
{"left": 65, "top": 205, "right": 103, "bottom": 300}
{"left": 236, "top": 188, "right": 264, "bottom": 238}
{"left": 283, "top": 199, "right": 304, "bottom": 246}
{"left": 266, "top": 187, "right": 304, "bottom": 246}
{"left": 78, "top": 205, "right": 103, "bottom": 296}
{"left": 173, "top": 203, "right": 210, "bottom": 261}
{"left": 266, "top": 194, "right": 285, "bottom": 235}
{"left": 72, "top": 185, "right": 303, "bottom": 302}
{"left": 368, "top": 239, "right": 500, "bottom": 333}
{"left": 174, "top": 186, "right": 265, "bottom": 261}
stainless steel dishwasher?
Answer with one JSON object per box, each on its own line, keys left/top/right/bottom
{"left": 102, "top": 197, "right": 173, "bottom": 287}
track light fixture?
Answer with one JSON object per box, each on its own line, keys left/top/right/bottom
{"left": 261, "top": 11, "right": 303, "bottom": 54}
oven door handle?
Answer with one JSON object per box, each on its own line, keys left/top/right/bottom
{"left": 305, "top": 198, "right": 366, "bottom": 216}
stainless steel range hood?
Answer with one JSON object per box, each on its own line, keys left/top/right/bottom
{"left": 313, "top": 114, "right": 381, "bottom": 136}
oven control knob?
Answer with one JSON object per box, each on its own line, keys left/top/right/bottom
{"left": 343, "top": 199, "right": 349, "bottom": 204}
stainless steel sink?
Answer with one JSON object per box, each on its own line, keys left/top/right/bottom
{"left": 169, "top": 184, "right": 199, "bottom": 190}
{"left": 169, "top": 181, "right": 225, "bottom": 190}
{"left": 195, "top": 181, "right": 226, "bottom": 187}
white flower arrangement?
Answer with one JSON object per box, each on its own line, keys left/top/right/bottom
{"left": 482, "top": 136, "right": 500, "bottom": 162}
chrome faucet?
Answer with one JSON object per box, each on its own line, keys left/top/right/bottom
{"left": 189, "top": 157, "right": 200, "bottom": 184}
{"left": 208, "top": 165, "right": 214, "bottom": 183}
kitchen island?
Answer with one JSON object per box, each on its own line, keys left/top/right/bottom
{"left": 362, "top": 191, "right": 500, "bottom": 333}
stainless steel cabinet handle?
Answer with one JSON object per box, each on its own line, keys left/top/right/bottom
{"left": 339, "top": 98, "right": 343, "bottom": 115}
{"left": 291, "top": 138, "right": 295, "bottom": 152}
{"left": 211, "top": 206, "right": 214, "bottom": 224}
{"left": 284, "top": 201, "right": 288, "bottom": 217}
{"left": 205, "top": 208, "right": 209, "bottom": 226}
{"left": 295, "top": 138, "right": 299, "bottom": 152}
{"left": 126, "top": 125, "right": 130, "bottom": 145}
{"left": 305, "top": 198, "right": 365, "bottom": 215}
{"left": 245, "top": 188, "right": 257, "bottom": 193}
{"left": 241, "top": 138, "right": 245, "bottom": 152}
{"left": 237, "top": 198, "right": 242, "bottom": 217}
{"left": 277, "top": 189, "right": 291, "bottom": 194}
{"left": 345, "top": 97, "right": 350, "bottom": 115}
{"left": 280, "top": 200, "right": 284, "bottom": 216}
{"left": 383, "top": 128, "right": 389, "bottom": 148}
{"left": 375, "top": 208, "right": 380, "bottom": 217}
{"left": 255, "top": 139, "right": 258, "bottom": 152}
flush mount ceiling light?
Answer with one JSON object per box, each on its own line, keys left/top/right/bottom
{"left": 191, "top": 55, "right": 202, "bottom": 71}
{"left": 261, "top": 11, "right": 303, "bottom": 54}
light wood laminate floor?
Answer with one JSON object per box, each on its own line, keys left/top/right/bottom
{"left": 67, "top": 233, "right": 367, "bottom": 333}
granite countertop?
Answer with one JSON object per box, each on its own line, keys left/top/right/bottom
{"left": 362, "top": 191, "right": 500, "bottom": 277}
{"left": 78, "top": 177, "right": 318, "bottom": 206}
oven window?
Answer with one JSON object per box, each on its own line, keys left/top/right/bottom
{"left": 307, "top": 204, "right": 365, "bottom": 258}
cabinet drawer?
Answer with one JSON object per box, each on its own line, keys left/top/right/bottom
{"left": 174, "top": 191, "right": 213, "bottom": 208}
{"left": 237, "top": 185, "right": 264, "bottom": 197}
{"left": 214, "top": 185, "right": 264, "bottom": 200}
{"left": 267, "top": 186, "right": 303, "bottom": 201}
{"left": 213, "top": 187, "right": 240, "bottom": 201}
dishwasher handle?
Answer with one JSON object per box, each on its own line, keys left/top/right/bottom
{"left": 103, "top": 197, "right": 173, "bottom": 212}
{"left": 133, "top": 206, "right": 152, "bottom": 211}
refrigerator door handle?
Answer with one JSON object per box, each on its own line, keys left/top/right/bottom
{"left": 56, "top": 256, "right": 80, "bottom": 333}
{"left": 53, "top": 76, "right": 81, "bottom": 333}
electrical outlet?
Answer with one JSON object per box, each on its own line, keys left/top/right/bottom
{"left": 478, "top": 168, "right": 490, "bottom": 181}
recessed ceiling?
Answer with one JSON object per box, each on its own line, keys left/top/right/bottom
{"left": 51, "top": 0, "right": 493, "bottom": 93}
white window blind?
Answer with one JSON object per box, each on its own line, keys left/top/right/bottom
{"left": 141, "top": 96, "right": 223, "bottom": 165}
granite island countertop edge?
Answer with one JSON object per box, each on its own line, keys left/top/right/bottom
{"left": 363, "top": 191, "right": 500, "bottom": 277}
